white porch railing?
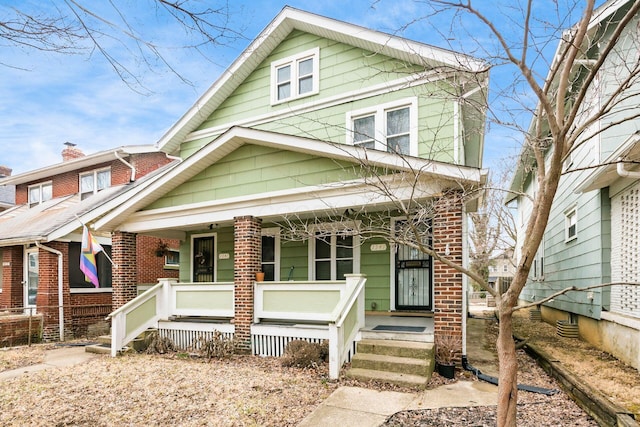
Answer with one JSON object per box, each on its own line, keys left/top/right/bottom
{"left": 253, "top": 274, "right": 366, "bottom": 379}
{"left": 108, "top": 279, "right": 234, "bottom": 356}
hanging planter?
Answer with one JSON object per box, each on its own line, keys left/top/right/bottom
{"left": 154, "top": 240, "right": 170, "bottom": 257}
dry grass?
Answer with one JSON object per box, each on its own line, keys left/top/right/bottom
{"left": 0, "top": 344, "right": 52, "bottom": 372}
{"left": 0, "top": 353, "right": 338, "bottom": 426}
{"left": 512, "top": 309, "right": 640, "bottom": 418}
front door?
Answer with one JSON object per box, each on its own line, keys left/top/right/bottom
{"left": 192, "top": 235, "right": 215, "bottom": 282}
{"left": 24, "top": 248, "right": 39, "bottom": 308}
{"left": 394, "top": 220, "right": 432, "bottom": 310}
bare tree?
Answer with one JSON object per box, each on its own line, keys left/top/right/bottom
{"left": 0, "top": 1, "right": 243, "bottom": 92}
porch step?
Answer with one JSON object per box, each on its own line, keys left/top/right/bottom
{"left": 347, "top": 339, "right": 434, "bottom": 388}
{"left": 85, "top": 342, "right": 111, "bottom": 354}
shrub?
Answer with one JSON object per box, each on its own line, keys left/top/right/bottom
{"left": 191, "top": 331, "right": 235, "bottom": 360}
{"left": 144, "top": 331, "right": 176, "bottom": 354}
{"left": 280, "top": 340, "right": 327, "bottom": 368}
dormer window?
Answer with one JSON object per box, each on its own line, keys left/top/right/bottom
{"left": 28, "top": 182, "right": 52, "bottom": 207}
{"left": 271, "top": 48, "right": 319, "bottom": 104}
{"left": 80, "top": 168, "right": 110, "bottom": 200}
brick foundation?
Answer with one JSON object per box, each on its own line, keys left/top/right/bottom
{"left": 0, "top": 313, "right": 43, "bottom": 347}
{"left": 432, "top": 191, "right": 464, "bottom": 360}
{"left": 233, "top": 216, "right": 262, "bottom": 352}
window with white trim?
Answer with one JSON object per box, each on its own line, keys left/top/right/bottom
{"left": 310, "top": 224, "right": 360, "bottom": 280}
{"left": 261, "top": 228, "right": 281, "bottom": 281}
{"left": 347, "top": 98, "right": 418, "bottom": 156}
{"left": 565, "top": 208, "right": 577, "bottom": 242}
{"left": 28, "top": 182, "right": 52, "bottom": 207}
{"left": 164, "top": 250, "right": 180, "bottom": 269}
{"left": 80, "top": 168, "right": 111, "bottom": 200}
{"left": 271, "top": 48, "right": 319, "bottom": 104}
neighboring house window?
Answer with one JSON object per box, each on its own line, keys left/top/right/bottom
{"left": 164, "top": 250, "right": 180, "bottom": 269}
{"left": 565, "top": 208, "right": 577, "bottom": 241}
{"left": 271, "top": 47, "right": 319, "bottom": 104}
{"left": 80, "top": 168, "right": 111, "bottom": 200}
{"left": 261, "top": 228, "right": 281, "bottom": 281}
{"left": 28, "top": 182, "right": 52, "bottom": 207}
{"left": 347, "top": 98, "right": 418, "bottom": 156}
{"left": 69, "top": 242, "right": 112, "bottom": 288}
{"left": 503, "top": 264, "right": 508, "bottom": 273}
{"left": 311, "top": 224, "right": 360, "bottom": 280}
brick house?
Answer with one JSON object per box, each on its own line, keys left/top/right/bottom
{"left": 94, "top": 8, "right": 488, "bottom": 381}
{"left": 0, "top": 145, "right": 180, "bottom": 343}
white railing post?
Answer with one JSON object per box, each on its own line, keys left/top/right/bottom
{"left": 158, "top": 278, "right": 176, "bottom": 319}
{"left": 328, "top": 323, "right": 340, "bottom": 379}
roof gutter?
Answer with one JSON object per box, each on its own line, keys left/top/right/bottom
{"left": 114, "top": 151, "right": 136, "bottom": 182}
{"left": 35, "top": 242, "right": 65, "bottom": 341}
{"left": 617, "top": 158, "right": 640, "bottom": 179}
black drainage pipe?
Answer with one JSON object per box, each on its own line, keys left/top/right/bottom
{"left": 462, "top": 356, "right": 559, "bottom": 396}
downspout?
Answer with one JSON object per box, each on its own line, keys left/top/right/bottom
{"left": 617, "top": 158, "right": 640, "bottom": 179}
{"left": 35, "top": 242, "right": 64, "bottom": 341}
{"left": 461, "top": 204, "right": 468, "bottom": 357}
{"left": 164, "top": 153, "right": 183, "bottom": 163}
{"left": 114, "top": 152, "right": 136, "bottom": 182}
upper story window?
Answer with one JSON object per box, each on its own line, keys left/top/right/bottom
{"left": 80, "top": 168, "right": 110, "bottom": 200}
{"left": 347, "top": 98, "right": 418, "bottom": 156}
{"left": 565, "top": 207, "right": 577, "bottom": 242}
{"left": 28, "top": 182, "right": 52, "bottom": 207}
{"left": 271, "top": 47, "right": 319, "bottom": 104}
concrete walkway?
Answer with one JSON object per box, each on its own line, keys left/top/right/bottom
{"left": 0, "top": 345, "right": 99, "bottom": 380}
{"left": 299, "top": 381, "right": 498, "bottom": 427}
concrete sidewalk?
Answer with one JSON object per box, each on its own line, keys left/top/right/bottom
{"left": 298, "top": 381, "right": 498, "bottom": 427}
{"left": 0, "top": 345, "right": 99, "bottom": 380}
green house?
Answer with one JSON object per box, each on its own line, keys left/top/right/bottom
{"left": 97, "top": 7, "right": 488, "bottom": 380}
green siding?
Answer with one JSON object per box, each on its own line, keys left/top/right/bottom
{"left": 175, "top": 289, "right": 233, "bottom": 311}
{"left": 263, "top": 290, "right": 340, "bottom": 313}
{"left": 147, "top": 145, "right": 360, "bottom": 210}
{"left": 125, "top": 296, "right": 156, "bottom": 337}
{"left": 360, "top": 237, "right": 391, "bottom": 311}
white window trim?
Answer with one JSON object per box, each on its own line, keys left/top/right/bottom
{"left": 261, "top": 227, "right": 281, "bottom": 281}
{"left": 80, "top": 167, "right": 111, "bottom": 198}
{"left": 190, "top": 232, "right": 217, "bottom": 282}
{"left": 28, "top": 181, "right": 52, "bottom": 207}
{"left": 346, "top": 97, "right": 419, "bottom": 156}
{"left": 270, "top": 47, "right": 320, "bottom": 105}
{"left": 565, "top": 207, "right": 578, "bottom": 242}
{"left": 164, "top": 249, "right": 180, "bottom": 270}
{"left": 308, "top": 222, "right": 360, "bottom": 281}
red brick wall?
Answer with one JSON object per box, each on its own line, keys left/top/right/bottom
{"left": 70, "top": 293, "right": 112, "bottom": 337}
{"left": 136, "top": 235, "right": 180, "bottom": 284}
{"left": 36, "top": 242, "right": 72, "bottom": 341}
{"left": 112, "top": 231, "right": 138, "bottom": 309}
{"left": 15, "top": 152, "right": 172, "bottom": 204}
{"left": 432, "top": 192, "right": 464, "bottom": 358}
{"left": 233, "top": 216, "right": 262, "bottom": 351}
{"left": 0, "top": 246, "right": 23, "bottom": 308}
{"left": 0, "top": 314, "right": 43, "bottom": 347}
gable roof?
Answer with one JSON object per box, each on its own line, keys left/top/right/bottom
{"left": 157, "top": 6, "right": 486, "bottom": 155}
{"left": 96, "top": 126, "right": 484, "bottom": 232}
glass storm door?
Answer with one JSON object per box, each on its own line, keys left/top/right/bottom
{"left": 192, "top": 236, "right": 215, "bottom": 282}
{"left": 25, "top": 249, "right": 39, "bottom": 308}
{"left": 395, "top": 220, "right": 432, "bottom": 310}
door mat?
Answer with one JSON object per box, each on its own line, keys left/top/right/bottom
{"left": 372, "top": 325, "right": 426, "bottom": 332}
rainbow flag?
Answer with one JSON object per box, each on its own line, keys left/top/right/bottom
{"left": 80, "top": 226, "right": 104, "bottom": 287}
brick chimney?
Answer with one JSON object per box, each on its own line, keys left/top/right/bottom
{"left": 0, "top": 165, "right": 11, "bottom": 178}
{"left": 62, "top": 142, "right": 85, "bottom": 162}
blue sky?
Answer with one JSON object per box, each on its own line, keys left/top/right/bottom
{"left": 0, "top": 0, "right": 592, "bottom": 175}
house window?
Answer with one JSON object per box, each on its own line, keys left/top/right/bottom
{"left": 271, "top": 47, "right": 319, "bottom": 104}
{"left": 347, "top": 98, "right": 418, "bottom": 156}
{"left": 503, "top": 264, "right": 508, "bottom": 273}
{"left": 565, "top": 208, "right": 577, "bottom": 241}
{"left": 311, "top": 225, "right": 360, "bottom": 280}
{"left": 164, "top": 250, "right": 180, "bottom": 269}
{"left": 261, "top": 228, "right": 281, "bottom": 281}
{"left": 28, "top": 182, "right": 52, "bottom": 207}
{"left": 80, "top": 168, "right": 111, "bottom": 200}
{"left": 69, "top": 242, "right": 112, "bottom": 288}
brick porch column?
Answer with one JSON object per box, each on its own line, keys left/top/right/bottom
{"left": 432, "top": 191, "right": 464, "bottom": 359}
{"left": 112, "top": 231, "right": 137, "bottom": 309}
{"left": 0, "top": 246, "right": 23, "bottom": 309}
{"left": 37, "top": 242, "right": 72, "bottom": 341}
{"left": 233, "top": 215, "right": 262, "bottom": 352}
